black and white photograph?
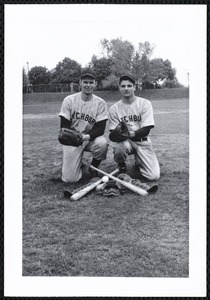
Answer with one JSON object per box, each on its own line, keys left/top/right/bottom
{"left": 4, "top": 3, "right": 206, "bottom": 297}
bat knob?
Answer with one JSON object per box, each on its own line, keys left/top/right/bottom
{"left": 63, "top": 190, "right": 73, "bottom": 198}
{"left": 147, "top": 185, "right": 158, "bottom": 194}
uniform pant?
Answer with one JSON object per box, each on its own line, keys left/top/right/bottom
{"left": 113, "top": 139, "right": 160, "bottom": 180}
{"left": 62, "top": 136, "right": 108, "bottom": 183}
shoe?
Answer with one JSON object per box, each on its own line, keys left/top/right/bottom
{"left": 118, "top": 162, "right": 126, "bottom": 174}
{"left": 89, "top": 166, "right": 99, "bottom": 178}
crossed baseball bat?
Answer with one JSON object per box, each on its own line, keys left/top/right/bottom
{"left": 65, "top": 166, "right": 158, "bottom": 201}
{"left": 66, "top": 168, "right": 119, "bottom": 201}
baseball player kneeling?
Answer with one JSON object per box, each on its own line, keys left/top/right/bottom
{"left": 58, "top": 69, "right": 108, "bottom": 183}
{"left": 109, "top": 74, "right": 160, "bottom": 181}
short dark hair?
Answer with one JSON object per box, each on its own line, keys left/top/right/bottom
{"left": 80, "top": 68, "right": 97, "bottom": 80}
{"left": 119, "top": 74, "right": 135, "bottom": 85}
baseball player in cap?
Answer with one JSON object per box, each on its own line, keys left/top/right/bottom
{"left": 109, "top": 74, "right": 160, "bottom": 181}
{"left": 59, "top": 68, "right": 108, "bottom": 182}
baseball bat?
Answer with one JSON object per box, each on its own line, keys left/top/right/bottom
{"left": 90, "top": 166, "right": 148, "bottom": 196}
{"left": 70, "top": 168, "right": 119, "bottom": 201}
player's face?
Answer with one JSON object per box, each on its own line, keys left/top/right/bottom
{"left": 80, "top": 77, "right": 97, "bottom": 95}
{"left": 119, "top": 80, "right": 135, "bottom": 98}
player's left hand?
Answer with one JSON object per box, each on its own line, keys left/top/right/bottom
{"left": 109, "top": 121, "right": 134, "bottom": 142}
{"left": 58, "top": 128, "right": 83, "bottom": 146}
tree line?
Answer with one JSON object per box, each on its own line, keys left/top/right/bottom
{"left": 23, "top": 38, "right": 184, "bottom": 91}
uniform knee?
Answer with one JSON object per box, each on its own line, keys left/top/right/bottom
{"left": 91, "top": 136, "right": 108, "bottom": 159}
{"left": 145, "top": 169, "right": 160, "bottom": 181}
{"left": 62, "top": 170, "right": 82, "bottom": 183}
{"left": 147, "top": 172, "right": 160, "bottom": 181}
{"left": 97, "top": 136, "right": 108, "bottom": 152}
{"left": 99, "top": 136, "right": 109, "bottom": 151}
{"left": 139, "top": 164, "right": 160, "bottom": 181}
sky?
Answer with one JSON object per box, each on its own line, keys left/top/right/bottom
{"left": 8, "top": 4, "right": 204, "bottom": 87}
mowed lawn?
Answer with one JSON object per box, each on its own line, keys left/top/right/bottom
{"left": 23, "top": 91, "right": 189, "bottom": 277}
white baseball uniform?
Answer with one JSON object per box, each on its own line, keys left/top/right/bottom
{"left": 109, "top": 96, "right": 160, "bottom": 180}
{"left": 59, "top": 92, "right": 108, "bottom": 182}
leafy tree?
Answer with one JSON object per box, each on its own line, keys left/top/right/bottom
{"left": 140, "top": 58, "right": 178, "bottom": 89}
{"left": 29, "top": 66, "right": 51, "bottom": 85}
{"left": 163, "top": 59, "right": 176, "bottom": 81}
{"left": 100, "top": 38, "right": 112, "bottom": 57}
{"left": 138, "top": 41, "right": 154, "bottom": 59}
{"left": 90, "top": 55, "right": 113, "bottom": 82}
{"left": 163, "top": 78, "right": 182, "bottom": 88}
{"left": 99, "top": 39, "right": 181, "bottom": 89}
{"left": 103, "top": 74, "right": 119, "bottom": 90}
{"left": 132, "top": 41, "right": 154, "bottom": 84}
{"left": 147, "top": 58, "right": 167, "bottom": 87}
{"left": 137, "top": 58, "right": 178, "bottom": 89}
{"left": 100, "top": 38, "right": 135, "bottom": 76}
{"left": 132, "top": 52, "right": 142, "bottom": 80}
{"left": 151, "top": 59, "right": 177, "bottom": 88}
{"left": 51, "top": 57, "right": 81, "bottom": 84}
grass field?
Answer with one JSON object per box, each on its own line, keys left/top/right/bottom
{"left": 23, "top": 89, "right": 189, "bottom": 277}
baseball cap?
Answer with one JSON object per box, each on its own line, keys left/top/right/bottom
{"left": 119, "top": 74, "right": 135, "bottom": 85}
{"left": 80, "top": 68, "right": 97, "bottom": 80}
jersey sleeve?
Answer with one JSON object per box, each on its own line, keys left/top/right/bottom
{"left": 95, "top": 99, "right": 108, "bottom": 122}
{"left": 141, "top": 100, "right": 155, "bottom": 128}
{"left": 109, "top": 105, "right": 120, "bottom": 130}
{"left": 59, "top": 96, "right": 72, "bottom": 121}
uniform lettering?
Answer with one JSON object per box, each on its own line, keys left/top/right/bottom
{"left": 72, "top": 111, "right": 96, "bottom": 125}
{"left": 120, "top": 114, "right": 141, "bottom": 123}
{"left": 89, "top": 116, "right": 92, "bottom": 123}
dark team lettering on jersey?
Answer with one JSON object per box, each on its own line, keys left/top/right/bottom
{"left": 72, "top": 111, "right": 96, "bottom": 125}
{"left": 120, "top": 114, "right": 141, "bottom": 122}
